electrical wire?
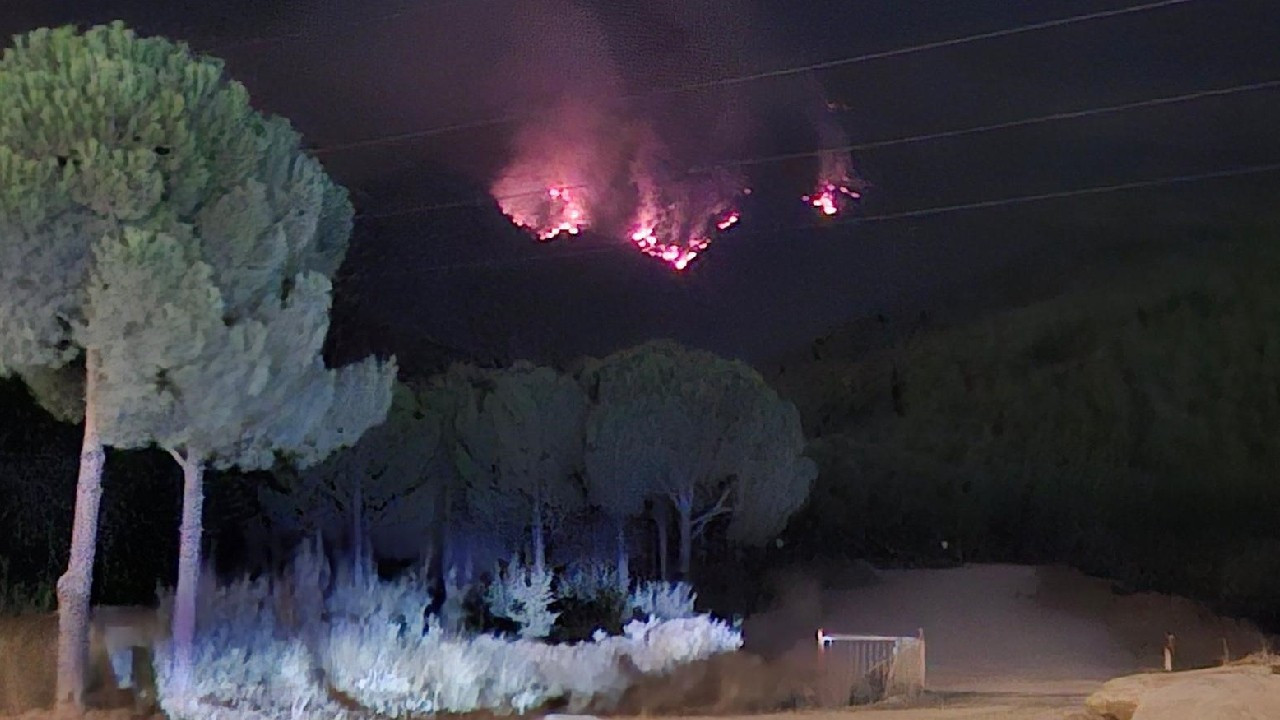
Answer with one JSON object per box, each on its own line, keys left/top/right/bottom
{"left": 314, "top": 0, "right": 1199, "bottom": 155}
{"left": 339, "top": 162, "right": 1280, "bottom": 278}
{"left": 634, "top": 0, "right": 1199, "bottom": 97}
{"left": 203, "top": 0, "right": 493, "bottom": 53}
{"left": 354, "top": 76, "right": 1280, "bottom": 221}
{"left": 690, "top": 78, "right": 1280, "bottom": 173}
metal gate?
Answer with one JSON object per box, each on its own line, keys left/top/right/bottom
{"left": 815, "top": 628, "right": 926, "bottom": 705}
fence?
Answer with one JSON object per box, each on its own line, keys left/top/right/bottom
{"left": 814, "top": 628, "right": 926, "bottom": 705}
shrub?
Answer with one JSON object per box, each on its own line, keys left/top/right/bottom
{"left": 438, "top": 567, "right": 471, "bottom": 634}
{"left": 325, "top": 613, "right": 743, "bottom": 716}
{"left": 325, "top": 558, "right": 430, "bottom": 638}
{"left": 628, "top": 580, "right": 697, "bottom": 620}
{"left": 326, "top": 618, "right": 548, "bottom": 716}
{"left": 152, "top": 574, "right": 348, "bottom": 719}
{"left": 484, "top": 557, "right": 558, "bottom": 639}
{"left": 559, "top": 558, "right": 627, "bottom": 601}
{"left": 554, "top": 559, "right": 628, "bottom": 642}
{"left": 0, "top": 556, "right": 54, "bottom": 616}
{"left": 151, "top": 550, "right": 742, "bottom": 718}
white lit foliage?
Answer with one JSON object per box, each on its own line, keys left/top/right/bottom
{"left": 150, "top": 545, "right": 740, "bottom": 719}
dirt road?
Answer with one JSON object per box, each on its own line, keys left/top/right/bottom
{"left": 725, "top": 563, "right": 1269, "bottom": 719}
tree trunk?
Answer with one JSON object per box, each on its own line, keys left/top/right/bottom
{"left": 55, "top": 349, "right": 106, "bottom": 711}
{"left": 170, "top": 449, "right": 205, "bottom": 698}
{"left": 677, "top": 495, "right": 693, "bottom": 580}
{"left": 654, "top": 502, "right": 669, "bottom": 582}
{"left": 425, "top": 486, "right": 448, "bottom": 617}
{"left": 615, "top": 518, "right": 629, "bottom": 594}
{"left": 531, "top": 490, "right": 545, "bottom": 574}
{"left": 352, "top": 476, "right": 364, "bottom": 585}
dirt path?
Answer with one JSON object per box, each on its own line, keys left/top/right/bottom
{"left": 727, "top": 562, "right": 1270, "bottom": 719}
{"left": 654, "top": 690, "right": 1091, "bottom": 720}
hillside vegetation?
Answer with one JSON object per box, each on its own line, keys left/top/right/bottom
{"left": 776, "top": 243, "right": 1280, "bottom": 631}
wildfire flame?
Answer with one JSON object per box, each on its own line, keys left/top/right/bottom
{"left": 803, "top": 150, "right": 864, "bottom": 218}
{"left": 625, "top": 158, "right": 745, "bottom": 272}
{"left": 802, "top": 181, "right": 861, "bottom": 217}
{"left": 490, "top": 103, "right": 755, "bottom": 272}
{"left": 492, "top": 182, "right": 591, "bottom": 241}
{"left": 536, "top": 186, "right": 587, "bottom": 240}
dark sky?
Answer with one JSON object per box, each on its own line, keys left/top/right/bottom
{"left": 5, "top": 0, "right": 1279, "bottom": 369}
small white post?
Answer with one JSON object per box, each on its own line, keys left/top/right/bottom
{"left": 918, "top": 627, "right": 927, "bottom": 691}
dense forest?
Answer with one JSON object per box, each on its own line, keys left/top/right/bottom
{"left": 775, "top": 240, "right": 1280, "bottom": 631}
{"left": 6, "top": 242, "right": 1280, "bottom": 635}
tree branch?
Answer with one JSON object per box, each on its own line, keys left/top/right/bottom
{"left": 691, "top": 485, "right": 734, "bottom": 537}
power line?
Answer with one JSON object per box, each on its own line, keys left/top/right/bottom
{"left": 357, "top": 185, "right": 585, "bottom": 220}
{"left": 355, "top": 77, "right": 1280, "bottom": 221}
{"left": 205, "top": 8, "right": 413, "bottom": 53}
{"left": 634, "top": 0, "right": 1198, "bottom": 97}
{"left": 202, "top": 0, "right": 491, "bottom": 54}
{"left": 315, "top": 0, "right": 1198, "bottom": 155}
{"left": 340, "top": 162, "right": 1280, "bottom": 278}
{"left": 691, "top": 78, "right": 1280, "bottom": 173}
{"left": 853, "top": 162, "right": 1280, "bottom": 223}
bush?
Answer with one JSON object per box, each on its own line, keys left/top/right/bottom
{"left": 152, "top": 556, "right": 743, "bottom": 718}
{"left": 559, "top": 558, "right": 628, "bottom": 601}
{"left": 552, "top": 593, "right": 626, "bottom": 643}
{"left": 484, "top": 557, "right": 558, "bottom": 639}
{"left": 325, "top": 614, "right": 743, "bottom": 716}
{"left": 553, "top": 559, "right": 628, "bottom": 642}
{"left": 0, "top": 556, "right": 54, "bottom": 616}
{"left": 628, "top": 580, "right": 697, "bottom": 620}
{"left": 152, "top": 574, "right": 347, "bottom": 720}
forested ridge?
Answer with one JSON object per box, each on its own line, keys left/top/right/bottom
{"left": 777, "top": 241, "right": 1280, "bottom": 631}
{"left": 6, "top": 239, "right": 1280, "bottom": 635}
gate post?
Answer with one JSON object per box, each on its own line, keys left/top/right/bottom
{"left": 918, "top": 627, "right": 927, "bottom": 691}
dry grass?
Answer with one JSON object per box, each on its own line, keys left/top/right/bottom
{"left": 0, "top": 614, "right": 147, "bottom": 718}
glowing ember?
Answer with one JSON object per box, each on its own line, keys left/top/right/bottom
{"left": 492, "top": 181, "right": 591, "bottom": 241}
{"left": 534, "top": 186, "right": 588, "bottom": 240}
{"left": 802, "top": 182, "right": 861, "bottom": 217}
{"left": 626, "top": 159, "right": 743, "bottom": 272}
{"left": 803, "top": 150, "right": 865, "bottom": 218}
{"left": 491, "top": 102, "right": 755, "bottom": 272}
{"left": 490, "top": 101, "right": 609, "bottom": 242}
{"left": 716, "top": 211, "right": 740, "bottom": 231}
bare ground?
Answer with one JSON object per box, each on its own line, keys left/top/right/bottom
{"left": 615, "top": 563, "right": 1272, "bottom": 719}
{"left": 5, "top": 564, "right": 1272, "bottom": 719}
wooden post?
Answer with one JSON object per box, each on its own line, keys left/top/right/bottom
{"left": 1163, "top": 632, "right": 1176, "bottom": 672}
{"left": 1221, "top": 637, "right": 1230, "bottom": 666}
{"left": 918, "top": 627, "right": 927, "bottom": 691}
{"left": 816, "top": 629, "right": 827, "bottom": 705}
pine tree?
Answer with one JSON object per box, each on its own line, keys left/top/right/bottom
{"left": 0, "top": 22, "right": 392, "bottom": 706}
{"left": 258, "top": 381, "right": 448, "bottom": 578}
{"left": 583, "top": 341, "right": 813, "bottom": 577}
{"left": 453, "top": 362, "right": 587, "bottom": 573}
{"left": 81, "top": 228, "right": 394, "bottom": 694}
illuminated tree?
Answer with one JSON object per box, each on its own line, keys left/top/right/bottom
{"left": 730, "top": 395, "right": 817, "bottom": 545}
{"left": 259, "top": 381, "right": 449, "bottom": 576}
{"left": 0, "top": 22, "right": 390, "bottom": 705}
{"left": 453, "top": 362, "right": 587, "bottom": 573}
{"left": 584, "top": 341, "right": 813, "bottom": 577}
{"left": 81, "top": 228, "right": 394, "bottom": 692}
{"left": 582, "top": 393, "right": 655, "bottom": 587}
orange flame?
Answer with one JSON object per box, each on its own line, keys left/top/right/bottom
{"left": 804, "top": 149, "right": 864, "bottom": 218}
{"left": 533, "top": 186, "right": 587, "bottom": 240}
{"left": 802, "top": 182, "right": 860, "bottom": 217}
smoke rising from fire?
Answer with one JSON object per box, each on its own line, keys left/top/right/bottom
{"left": 493, "top": 102, "right": 748, "bottom": 271}
{"left": 485, "top": 1, "right": 862, "bottom": 271}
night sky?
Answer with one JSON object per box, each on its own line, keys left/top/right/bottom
{"left": 4, "top": 0, "right": 1279, "bottom": 369}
